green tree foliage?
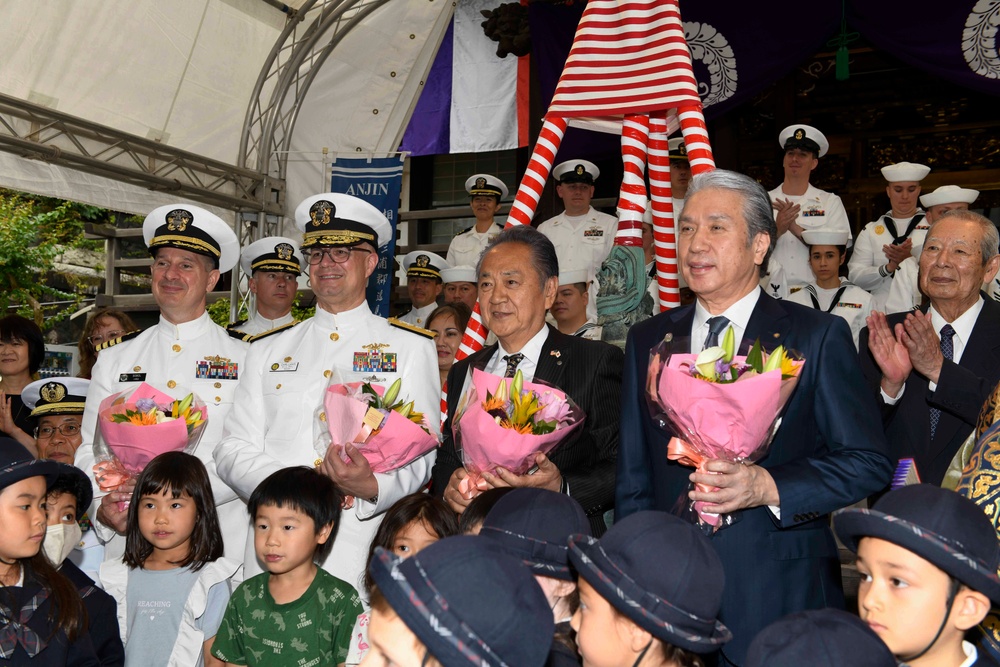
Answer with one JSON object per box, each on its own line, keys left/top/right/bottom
{"left": 206, "top": 294, "right": 315, "bottom": 329}
{"left": 0, "top": 193, "right": 85, "bottom": 328}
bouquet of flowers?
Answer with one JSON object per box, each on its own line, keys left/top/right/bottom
{"left": 452, "top": 368, "right": 584, "bottom": 496}
{"left": 93, "top": 383, "right": 208, "bottom": 510}
{"left": 314, "top": 373, "right": 437, "bottom": 475}
{"left": 646, "top": 327, "right": 804, "bottom": 532}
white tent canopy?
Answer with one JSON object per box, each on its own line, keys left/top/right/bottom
{"left": 0, "top": 0, "right": 452, "bottom": 222}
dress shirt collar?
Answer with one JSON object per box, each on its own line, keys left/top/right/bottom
{"left": 929, "top": 296, "right": 984, "bottom": 364}
{"left": 488, "top": 326, "right": 550, "bottom": 381}
{"left": 157, "top": 311, "right": 211, "bottom": 340}
{"left": 249, "top": 311, "right": 295, "bottom": 331}
{"left": 691, "top": 286, "right": 761, "bottom": 352}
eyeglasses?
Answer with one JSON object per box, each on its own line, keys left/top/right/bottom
{"left": 35, "top": 424, "right": 82, "bottom": 439}
{"left": 88, "top": 330, "right": 124, "bottom": 346}
{"left": 303, "top": 247, "right": 373, "bottom": 265}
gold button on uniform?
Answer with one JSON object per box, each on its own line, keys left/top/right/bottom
{"left": 276, "top": 384, "right": 282, "bottom": 390}
{"left": 214, "top": 382, "right": 222, "bottom": 388}
{"left": 215, "top": 396, "right": 221, "bottom": 403}
{"left": 330, "top": 333, "right": 340, "bottom": 341}
{"left": 324, "top": 370, "right": 332, "bottom": 378}
{"left": 133, "top": 366, "right": 141, "bottom": 372}
{"left": 172, "top": 344, "right": 182, "bottom": 352}
{"left": 284, "top": 357, "right": 292, "bottom": 363}
{"left": 167, "top": 380, "right": 177, "bottom": 389}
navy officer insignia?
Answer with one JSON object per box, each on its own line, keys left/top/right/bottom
{"left": 196, "top": 356, "right": 239, "bottom": 380}
{"left": 475, "top": 176, "right": 487, "bottom": 190}
{"left": 794, "top": 128, "right": 805, "bottom": 141}
{"left": 416, "top": 254, "right": 430, "bottom": 268}
{"left": 95, "top": 329, "right": 142, "bottom": 352}
{"left": 166, "top": 208, "right": 193, "bottom": 231}
{"left": 354, "top": 343, "right": 397, "bottom": 373}
{"left": 275, "top": 242, "right": 294, "bottom": 260}
{"left": 40, "top": 382, "right": 67, "bottom": 403}
{"left": 309, "top": 199, "right": 334, "bottom": 226}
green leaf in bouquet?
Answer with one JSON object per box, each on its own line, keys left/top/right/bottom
{"left": 382, "top": 378, "right": 402, "bottom": 407}
{"left": 746, "top": 339, "right": 764, "bottom": 373}
{"left": 361, "top": 383, "right": 381, "bottom": 405}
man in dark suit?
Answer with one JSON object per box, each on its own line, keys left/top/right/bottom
{"left": 616, "top": 169, "right": 892, "bottom": 665}
{"left": 431, "top": 225, "right": 623, "bottom": 534}
{"left": 860, "top": 209, "right": 1000, "bottom": 486}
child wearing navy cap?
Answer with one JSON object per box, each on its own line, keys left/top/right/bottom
{"left": 746, "top": 608, "right": 895, "bottom": 667}
{"left": 480, "top": 488, "right": 591, "bottom": 666}
{"left": 835, "top": 484, "right": 1000, "bottom": 667}
{"left": 567, "top": 511, "right": 730, "bottom": 667}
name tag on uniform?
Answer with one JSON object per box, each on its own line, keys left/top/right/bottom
{"left": 269, "top": 361, "right": 299, "bottom": 372}
{"left": 119, "top": 373, "right": 146, "bottom": 382}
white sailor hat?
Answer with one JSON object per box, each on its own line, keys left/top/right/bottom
{"left": 143, "top": 204, "right": 240, "bottom": 273}
{"left": 880, "top": 162, "right": 930, "bottom": 183}
{"left": 402, "top": 250, "right": 449, "bottom": 281}
{"left": 779, "top": 125, "right": 828, "bottom": 158}
{"left": 920, "top": 185, "right": 979, "bottom": 208}
{"left": 22, "top": 378, "right": 90, "bottom": 417}
{"left": 553, "top": 159, "right": 600, "bottom": 184}
{"left": 240, "top": 236, "right": 304, "bottom": 276}
{"left": 295, "top": 193, "right": 393, "bottom": 250}
{"left": 558, "top": 269, "right": 590, "bottom": 286}
{"left": 801, "top": 230, "right": 849, "bottom": 246}
{"left": 668, "top": 137, "right": 689, "bottom": 161}
{"left": 441, "top": 265, "right": 477, "bottom": 284}
{"left": 465, "top": 174, "right": 509, "bottom": 199}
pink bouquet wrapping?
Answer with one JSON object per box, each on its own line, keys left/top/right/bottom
{"left": 314, "top": 376, "right": 437, "bottom": 475}
{"left": 646, "top": 331, "right": 803, "bottom": 532}
{"left": 452, "top": 368, "right": 584, "bottom": 496}
{"left": 93, "top": 383, "right": 208, "bottom": 510}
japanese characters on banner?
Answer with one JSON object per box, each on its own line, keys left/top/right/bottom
{"left": 330, "top": 156, "right": 404, "bottom": 317}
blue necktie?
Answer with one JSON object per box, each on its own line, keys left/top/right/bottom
{"left": 929, "top": 324, "right": 955, "bottom": 439}
{"left": 704, "top": 316, "right": 731, "bottom": 350}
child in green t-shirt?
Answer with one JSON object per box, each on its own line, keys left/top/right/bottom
{"left": 212, "top": 467, "right": 362, "bottom": 667}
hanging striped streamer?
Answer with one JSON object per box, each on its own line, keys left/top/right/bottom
{"left": 613, "top": 114, "right": 649, "bottom": 246}
{"left": 648, "top": 114, "right": 679, "bottom": 311}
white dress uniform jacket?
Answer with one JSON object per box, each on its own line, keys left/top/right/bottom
{"left": 768, "top": 184, "right": 852, "bottom": 289}
{"left": 229, "top": 311, "right": 296, "bottom": 337}
{"left": 538, "top": 207, "right": 618, "bottom": 321}
{"left": 214, "top": 302, "right": 440, "bottom": 596}
{"left": 787, "top": 280, "right": 874, "bottom": 350}
{"left": 75, "top": 313, "right": 250, "bottom": 562}
{"left": 398, "top": 303, "right": 437, "bottom": 328}
{"left": 848, "top": 211, "right": 929, "bottom": 310}
{"left": 447, "top": 223, "right": 503, "bottom": 268}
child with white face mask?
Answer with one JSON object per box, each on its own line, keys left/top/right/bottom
{"left": 45, "top": 463, "right": 125, "bottom": 666}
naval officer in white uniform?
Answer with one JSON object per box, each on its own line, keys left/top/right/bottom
{"left": 447, "top": 174, "right": 508, "bottom": 268}
{"left": 538, "top": 159, "right": 617, "bottom": 321}
{"left": 75, "top": 204, "right": 251, "bottom": 563}
{"left": 768, "top": 124, "right": 852, "bottom": 291}
{"left": 397, "top": 250, "right": 449, "bottom": 328}
{"left": 848, "top": 162, "right": 931, "bottom": 310}
{"left": 227, "top": 236, "right": 304, "bottom": 340}
{"left": 215, "top": 193, "right": 440, "bottom": 597}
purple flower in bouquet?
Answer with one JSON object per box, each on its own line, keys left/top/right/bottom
{"left": 134, "top": 397, "right": 158, "bottom": 413}
{"left": 536, "top": 391, "right": 573, "bottom": 427}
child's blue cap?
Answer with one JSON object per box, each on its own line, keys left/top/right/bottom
{"left": 746, "top": 608, "right": 896, "bottom": 667}
{"left": 0, "top": 437, "right": 58, "bottom": 493}
{"left": 479, "top": 487, "right": 590, "bottom": 581}
{"left": 568, "top": 510, "right": 731, "bottom": 654}
{"left": 834, "top": 484, "right": 1000, "bottom": 604}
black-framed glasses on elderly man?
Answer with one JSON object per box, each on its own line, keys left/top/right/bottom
{"left": 87, "top": 330, "right": 124, "bottom": 346}
{"left": 35, "top": 423, "right": 82, "bottom": 439}
{"left": 303, "top": 247, "right": 373, "bottom": 265}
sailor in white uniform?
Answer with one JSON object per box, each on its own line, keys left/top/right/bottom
{"left": 398, "top": 250, "right": 448, "bottom": 328}
{"left": 538, "top": 159, "right": 617, "bottom": 321}
{"left": 215, "top": 193, "right": 440, "bottom": 597}
{"left": 883, "top": 185, "right": 983, "bottom": 313}
{"left": 849, "top": 162, "right": 931, "bottom": 310}
{"left": 550, "top": 270, "right": 602, "bottom": 341}
{"left": 227, "top": 236, "right": 304, "bottom": 340}
{"left": 787, "top": 231, "right": 873, "bottom": 349}
{"left": 768, "top": 124, "right": 852, "bottom": 291}
{"left": 447, "top": 174, "right": 508, "bottom": 268}
{"left": 75, "top": 204, "right": 250, "bottom": 563}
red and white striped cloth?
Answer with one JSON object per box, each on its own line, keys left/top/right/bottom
{"left": 546, "top": 0, "right": 701, "bottom": 119}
